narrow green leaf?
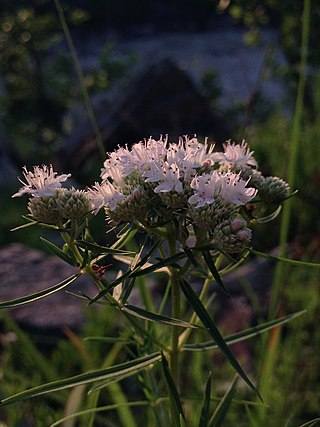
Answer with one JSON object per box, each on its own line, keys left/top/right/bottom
{"left": 0, "top": 273, "right": 81, "bottom": 309}
{"left": 76, "top": 240, "right": 133, "bottom": 255}
{"left": 0, "top": 353, "right": 161, "bottom": 406}
{"left": 202, "top": 250, "right": 231, "bottom": 296}
{"left": 49, "top": 401, "right": 150, "bottom": 427}
{"left": 184, "top": 310, "right": 306, "bottom": 352}
{"left": 123, "top": 304, "right": 200, "bottom": 329}
{"left": 131, "top": 252, "right": 186, "bottom": 278}
{"left": 84, "top": 337, "right": 134, "bottom": 345}
{"left": 183, "top": 246, "right": 200, "bottom": 268}
{"left": 250, "top": 249, "right": 320, "bottom": 268}
{"left": 11, "top": 220, "right": 38, "bottom": 231}
{"left": 180, "top": 278, "right": 261, "bottom": 399}
{"left": 298, "top": 418, "right": 320, "bottom": 427}
{"left": 40, "top": 237, "right": 77, "bottom": 266}
{"left": 199, "top": 372, "right": 212, "bottom": 427}
{"left": 254, "top": 205, "right": 282, "bottom": 223}
{"left": 209, "top": 375, "right": 238, "bottom": 427}
{"left": 161, "top": 353, "right": 185, "bottom": 427}
{"left": 89, "top": 251, "right": 185, "bottom": 305}
{"left": 112, "top": 224, "right": 139, "bottom": 250}
{"left": 180, "top": 414, "right": 188, "bottom": 427}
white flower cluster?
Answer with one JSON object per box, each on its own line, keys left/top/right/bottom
{"left": 13, "top": 136, "right": 290, "bottom": 252}
{"left": 86, "top": 136, "right": 257, "bottom": 217}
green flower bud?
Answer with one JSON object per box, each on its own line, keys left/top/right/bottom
{"left": 210, "top": 217, "right": 252, "bottom": 253}
{"left": 106, "top": 186, "right": 151, "bottom": 224}
{"left": 28, "top": 195, "right": 60, "bottom": 224}
{"left": 257, "top": 176, "right": 290, "bottom": 203}
{"left": 28, "top": 188, "right": 90, "bottom": 224}
{"left": 55, "top": 188, "right": 90, "bottom": 220}
{"left": 188, "top": 195, "right": 237, "bottom": 231}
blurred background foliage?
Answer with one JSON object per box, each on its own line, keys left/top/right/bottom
{"left": 1, "top": 2, "right": 320, "bottom": 424}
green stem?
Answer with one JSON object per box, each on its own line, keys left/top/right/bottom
{"left": 269, "top": 0, "right": 310, "bottom": 320}
{"left": 62, "top": 228, "right": 168, "bottom": 351}
{"left": 170, "top": 271, "right": 181, "bottom": 383}
{"left": 53, "top": 0, "right": 105, "bottom": 159}
{"left": 166, "top": 225, "right": 181, "bottom": 384}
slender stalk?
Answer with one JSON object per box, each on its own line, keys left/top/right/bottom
{"left": 53, "top": 0, "right": 105, "bottom": 160}
{"left": 269, "top": 0, "right": 311, "bottom": 319}
{"left": 257, "top": 0, "right": 311, "bottom": 423}
{"left": 169, "top": 270, "right": 181, "bottom": 383}
{"left": 167, "top": 224, "right": 181, "bottom": 384}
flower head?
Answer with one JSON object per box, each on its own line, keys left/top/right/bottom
{"left": 86, "top": 181, "right": 125, "bottom": 214}
{"left": 217, "top": 140, "right": 257, "bottom": 168}
{"left": 12, "top": 165, "right": 71, "bottom": 198}
{"left": 188, "top": 173, "right": 220, "bottom": 208}
{"left": 219, "top": 172, "right": 257, "bottom": 205}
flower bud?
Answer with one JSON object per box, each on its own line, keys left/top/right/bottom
{"left": 257, "top": 176, "right": 290, "bottom": 203}
{"left": 28, "top": 188, "right": 90, "bottom": 224}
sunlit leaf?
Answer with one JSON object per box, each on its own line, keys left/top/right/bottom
{"left": 40, "top": 237, "right": 77, "bottom": 266}
{"left": 183, "top": 310, "right": 305, "bottom": 352}
{"left": 123, "top": 304, "right": 200, "bottom": 329}
{"left": 298, "top": 418, "right": 320, "bottom": 427}
{"left": 0, "top": 273, "right": 81, "bottom": 309}
{"left": 49, "top": 401, "right": 150, "bottom": 427}
{"left": 0, "top": 353, "right": 161, "bottom": 406}
{"left": 250, "top": 249, "right": 320, "bottom": 268}
{"left": 75, "top": 240, "right": 134, "bottom": 255}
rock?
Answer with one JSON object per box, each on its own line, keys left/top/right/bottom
{"left": 0, "top": 244, "right": 97, "bottom": 330}
{"left": 60, "top": 59, "right": 228, "bottom": 181}
{"left": 0, "top": 243, "right": 276, "bottom": 332}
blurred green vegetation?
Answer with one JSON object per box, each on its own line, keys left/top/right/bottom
{"left": 1, "top": 1, "right": 320, "bottom": 426}
{"left": 0, "top": 0, "right": 130, "bottom": 167}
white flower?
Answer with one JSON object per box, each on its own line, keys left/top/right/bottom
{"left": 188, "top": 172, "right": 219, "bottom": 208}
{"left": 101, "top": 137, "right": 168, "bottom": 180}
{"left": 86, "top": 181, "right": 125, "bottom": 214}
{"left": 217, "top": 140, "right": 257, "bottom": 168}
{"left": 219, "top": 172, "right": 257, "bottom": 205}
{"left": 144, "top": 162, "right": 183, "bottom": 193}
{"left": 12, "top": 165, "right": 71, "bottom": 198}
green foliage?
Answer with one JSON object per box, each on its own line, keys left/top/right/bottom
{"left": 0, "top": 0, "right": 129, "bottom": 165}
{"left": 228, "top": 0, "right": 320, "bottom": 67}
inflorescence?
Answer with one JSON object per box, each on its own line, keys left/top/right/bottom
{"left": 13, "top": 136, "right": 290, "bottom": 253}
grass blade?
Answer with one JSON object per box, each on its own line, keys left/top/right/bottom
{"left": 0, "top": 353, "right": 161, "bottom": 406}
{"left": 180, "top": 278, "right": 260, "bottom": 399}
{"left": 298, "top": 418, "right": 320, "bottom": 427}
{"left": 0, "top": 273, "right": 81, "bottom": 309}
{"left": 199, "top": 372, "right": 212, "bottom": 427}
{"left": 183, "top": 310, "right": 306, "bottom": 351}
{"left": 161, "top": 353, "right": 185, "bottom": 427}
{"left": 123, "top": 304, "right": 200, "bottom": 329}
{"left": 209, "top": 375, "right": 238, "bottom": 427}
{"left": 49, "top": 401, "right": 150, "bottom": 427}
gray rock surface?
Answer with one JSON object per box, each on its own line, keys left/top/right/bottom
{"left": 0, "top": 244, "right": 96, "bottom": 330}
{"left": 0, "top": 243, "right": 274, "bottom": 331}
